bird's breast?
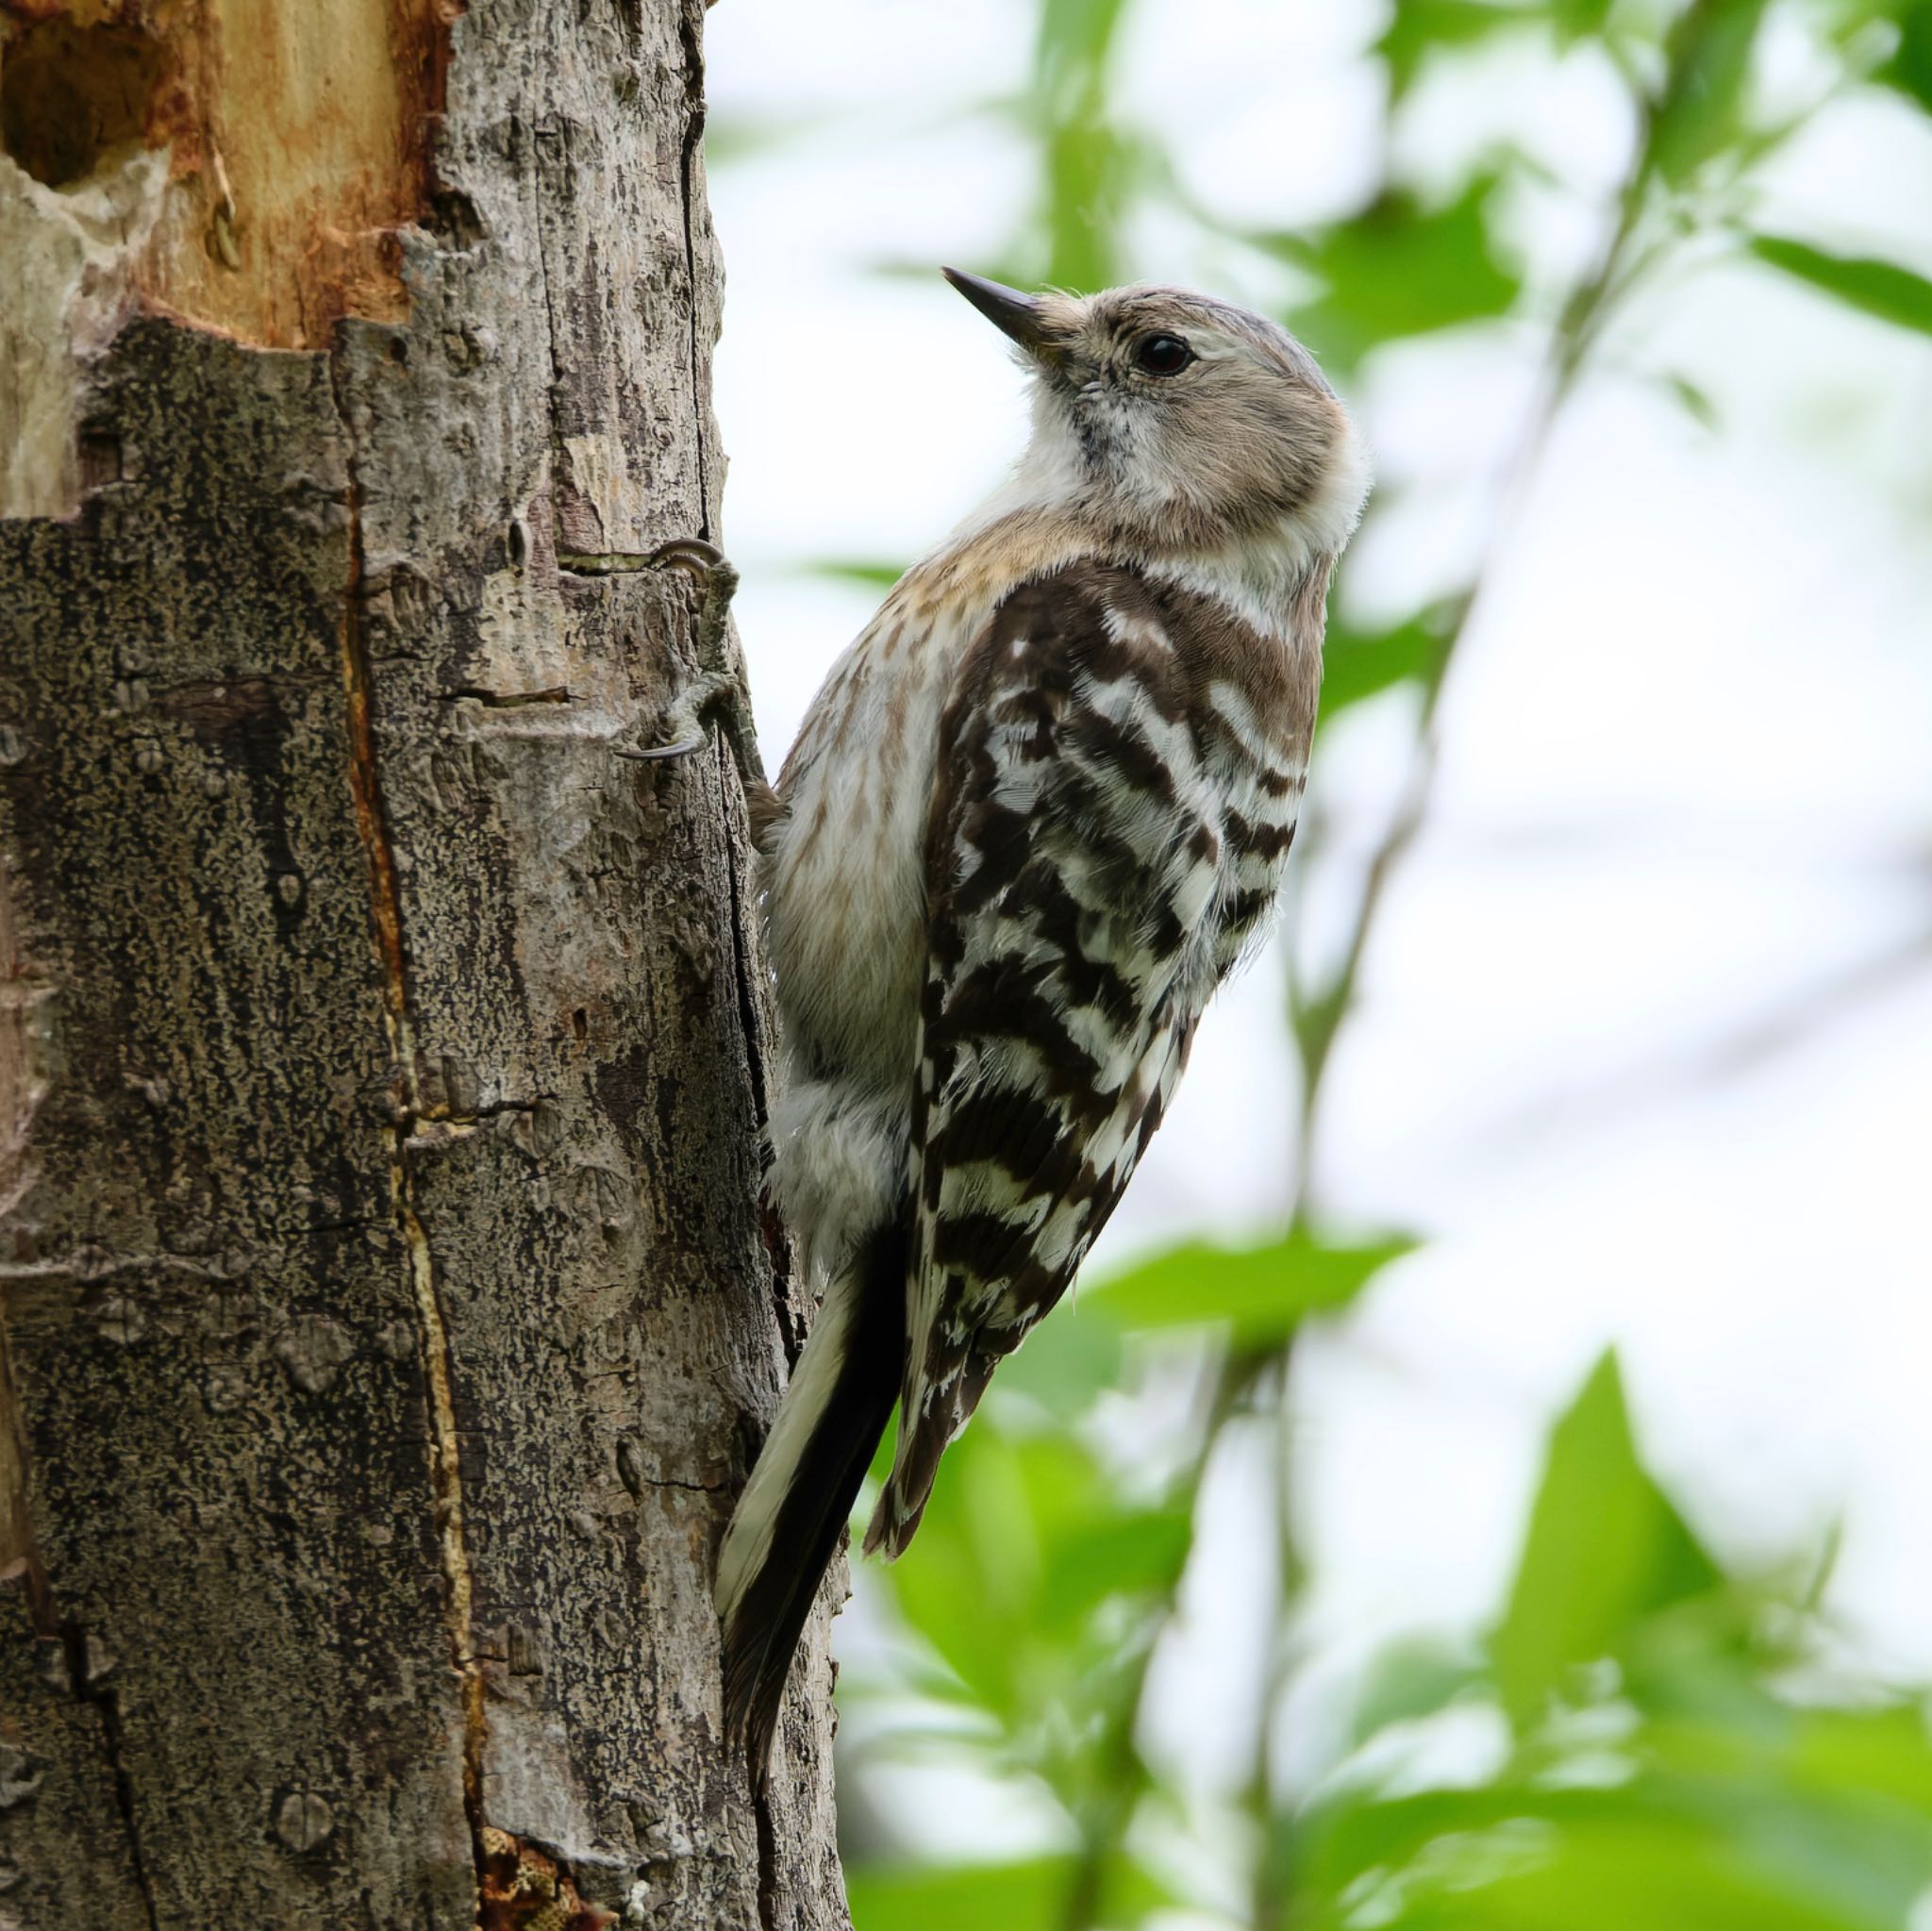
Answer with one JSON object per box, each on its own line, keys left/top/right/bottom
{"left": 764, "top": 595, "right": 984, "bottom": 1100}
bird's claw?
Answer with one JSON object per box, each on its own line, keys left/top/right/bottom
{"left": 647, "top": 536, "right": 726, "bottom": 587}
{"left": 612, "top": 541, "right": 764, "bottom": 785}
{"left": 613, "top": 734, "right": 706, "bottom": 763}
{"left": 613, "top": 674, "right": 724, "bottom": 764}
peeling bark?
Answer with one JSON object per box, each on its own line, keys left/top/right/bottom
{"left": 0, "top": 3, "right": 847, "bottom": 1924}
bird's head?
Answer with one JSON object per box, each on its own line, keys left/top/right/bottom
{"left": 943, "top": 268, "right": 1370, "bottom": 571}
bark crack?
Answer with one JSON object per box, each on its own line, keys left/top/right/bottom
{"left": 716, "top": 755, "right": 799, "bottom": 1365}
{"left": 327, "top": 348, "right": 490, "bottom": 1897}
{"left": 715, "top": 755, "right": 793, "bottom": 1929}
{"left": 753, "top": 1773, "right": 781, "bottom": 1931}
{"left": 441, "top": 684, "right": 575, "bottom": 708}
{"left": 62, "top": 1621, "right": 160, "bottom": 1931}
{"left": 531, "top": 120, "right": 572, "bottom": 457}
{"left": 675, "top": 0, "right": 711, "bottom": 541}
{"left": 405, "top": 1094, "right": 554, "bottom": 1156}
{"left": 715, "top": 759, "right": 770, "bottom": 1138}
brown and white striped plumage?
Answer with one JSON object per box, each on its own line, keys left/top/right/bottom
{"left": 716, "top": 274, "right": 1369, "bottom": 1770}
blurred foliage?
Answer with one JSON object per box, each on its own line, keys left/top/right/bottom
{"left": 1749, "top": 237, "right": 1932, "bottom": 334}
{"left": 1086, "top": 1230, "right": 1416, "bottom": 1348}
{"left": 1289, "top": 1355, "right": 1932, "bottom": 1931}
{"left": 715, "top": 0, "right": 1932, "bottom": 1920}
{"left": 1253, "top": 178, "right": 1523, "bottom": 372}
{"left": 848, "top": 1340, "right": 1932, "bottom": 1930}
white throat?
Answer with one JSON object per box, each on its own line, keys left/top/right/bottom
{"left": 934, "top": 374, "right": 1372, "bottom": 641}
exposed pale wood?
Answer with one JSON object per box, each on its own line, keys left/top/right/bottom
{"left": 0, "top": 1, "right": 847, "bottom": 1923}
{"left": 0, "top": 0, "right": 449, "bottom": 346}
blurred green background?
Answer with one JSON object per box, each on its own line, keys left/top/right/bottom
{"left": 705, "top": 0, "right": 1932, "bottom": 1923}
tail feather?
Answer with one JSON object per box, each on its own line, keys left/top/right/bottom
{"left": 862, "top": 1351, "right": 996, "bottom": 1560}
{"left": 716, "top": 1223, "right": 906, "bottom": 1776}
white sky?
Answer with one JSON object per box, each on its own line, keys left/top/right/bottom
{"left": 705, "top": 0, "right": 1932, "bottom": 1835}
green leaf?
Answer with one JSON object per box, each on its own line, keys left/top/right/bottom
{"left": 992, "top": 1302, "right": 1125, "bottom": 1421}
{"left": 1345, "top": 1640, "right": 1489, "bottom": 1748}
{"left": 1492, "top": 1351, "right": 1722, "bottom": 1731}
{"left": 1374, "top": 0, "right": 1528, "bottom": 102}
{"left": 1255, "top": 178, "right": 1521, "bottom": 367}
{"left": 877, "top": 1419, "right": 1191, "bottom": 1722}
{"left": 883, "top": 1424, "right": 1041, "bottom": 1712}
{"left": 1749, "top": 235, "right": 1932, "bottom": 336}
{"left": 1035, "top": 1505, "right": 1192, "bottom": 1629}
{"left": 1320, "top": 606, "right": 1457, "bottom": 721}
{"left": 847, "top": 1857, "right": 1068, "bottom": 1931}
{"left": 1780, "top": 1703, "right": 1932, "bottom": 1817}
{"left": 1402, "top": 1815, "right": 1911, "bottom": 1931}
{"left": 1292, "top": 1407, "right": 1932, "bottom": 1929}
{"left": 1040, "top": 122, "right": 1152, "bottom": 291}
{"left": 1874, "top": 0, "right": 1932, "bottom": 110}
{"left": 1034, "top": 0, "right": 1136, "bottom": 81}
{"left": 849, "top": 1852, "right": 1174, "bottom": 1931}
{"left": 1024, "top": 0, "right": 1144, "bottom": 290}
{"left": 1650, "top": 0, "right": 1771, "bottom": 187}
{"left": 1295, "top": 1752, "right": 1932, "bottom": 1930}
{"left": 807, "top": 558, "right": 908, "bottom": 591}
{"left": 1089, "top": 1228, "right": 1413, "bottom": 1345}
{"left": 1549, "top": 0, "right": 1614, "bottom": 48}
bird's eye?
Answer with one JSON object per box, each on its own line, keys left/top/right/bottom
{"left": 1133, "top": 332, "right": 1193, "bottom": 376}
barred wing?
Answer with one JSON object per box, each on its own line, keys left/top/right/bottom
{"left": 864, "top": 561, "right": 1227, "bottom": 1556}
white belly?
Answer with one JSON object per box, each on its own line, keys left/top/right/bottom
{"left": 758, "top": 598, "right": 982, "bottom": 1274}
{"left": 764, "top": 595, "right": 987, "bottom": 1090}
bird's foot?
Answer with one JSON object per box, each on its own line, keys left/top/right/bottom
{"left": 613, "top": 540, "right": 775, "bottom": 833}
{"left": 613, "top": 664, "right": 737, "bottom": 765}
{"left": 612, "top": 538, "right": 756, "bottom": 771}
{"left": 647, "top": 535, "right": 727, "bottom": 584}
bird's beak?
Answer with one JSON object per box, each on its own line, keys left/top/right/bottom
{"left": 942, "top": 267, "right": 1057, "bottom": 359}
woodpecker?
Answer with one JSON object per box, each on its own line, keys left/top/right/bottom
{"left": 699, "top": 269, "right": 1370, "bottom": 1773}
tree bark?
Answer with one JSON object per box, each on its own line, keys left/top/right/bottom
{"left": 0, "top": 4, "right": 846, "bottom": 1925}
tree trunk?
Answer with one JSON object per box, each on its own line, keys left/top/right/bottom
{"left": 0, "top": 4, "right": 846, "bottom": 1925}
